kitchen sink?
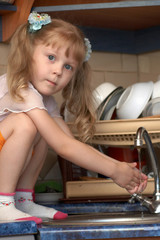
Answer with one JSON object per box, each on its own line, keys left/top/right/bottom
{"left": 42, "top": 211, "right": 160, "bottom": 226}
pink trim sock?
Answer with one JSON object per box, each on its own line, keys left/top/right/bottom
{"left": 0, "top": 192, "right": 42, "bottom": 224}
{"left": 15, "top": 189, "right": 68, "bottom": 220}
{"left": 16, "top": 216, "right": 42, "bottom": 224}
{"left": 54, "top": 211, "right": 68, "bottom": 220}
{"left": 0, "top": 192, "right": 15, "bottom": 196}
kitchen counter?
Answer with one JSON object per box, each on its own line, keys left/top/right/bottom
{"left": 38, "top": 222, "right": 160, "bottom": 240}
{"left": 0, "top": 220, "right": 37, "bottom": 239}
{"left": 1, "top": 202, "right": 160, "bottom": 239}
{"left": 42, "top": 201, "right": 147, "bottom": 214}
{"left": 37, "top": 202, "right": 160, "bottom": 239}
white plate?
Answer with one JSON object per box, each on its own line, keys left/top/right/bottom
{"left": 93, "top": 82, "right": 117, "bottom": 110}
{"left": 116, "top": 81, "right": 153, "bottom": 119}
{"left": 98, "top": 87, "right": 124, "bottom": 120}
{"left": 142, "top": 97, "right": 160, "bottom": 117}
{"left": 152, "top": 79, "right": 160, "bottom": 99}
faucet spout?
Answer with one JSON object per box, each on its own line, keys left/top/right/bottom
{"left": 132, "top": 127, "right": 160, "bottom": 213}
{"left": 135, "top": 127, "right": 160, "bottom": 200}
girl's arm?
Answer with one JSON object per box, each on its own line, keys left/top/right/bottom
{"left": 26, "top": 109, "right": 147, "bottom": 193}
{"left": 53, "top": 116, "right": 75, "bottom": 138}
{"left": 53, "top": 116, "right": 147, "bottom": 192}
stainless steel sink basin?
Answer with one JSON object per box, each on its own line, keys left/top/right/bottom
{"left": 42, "top": 211, "right": 160, "bottom": 226}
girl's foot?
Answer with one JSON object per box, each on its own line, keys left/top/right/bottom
{"left": 15, "top": 189, "right": 68, "bottom": 220}
{"left": 0, "top": 193, "right": 42, "bottom": 224}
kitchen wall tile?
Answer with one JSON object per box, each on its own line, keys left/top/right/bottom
{"left": 104, "top": 72, "right": 138, "bottom": 88}
{"left": 150, "top": 54, "right": 160, "bottom": 74}
{"left": 146, "top": 51, "right": 160, "bottom": 58}
{"left": 122, "top": 54, "right": 137, "bottom": 72}
{"left": 89, "top": 52, "right": 122, "bottom": 72}
{"left": 138, "top": 55, "right": 151, "bottom": 73}
{"left": 138, "top": 72, "right": 158, "bottom": 83}
{"left": 91, "top": 71, "right": 105, "bottom": 90}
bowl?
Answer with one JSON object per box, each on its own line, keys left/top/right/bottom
{"left": 92, "top": 82, "right": 116, "bottom": 110}
{"left": 142, "top": 97, "right": 160, "bottom": 117}
{"left": 116, "top": 81, "right": 154, "bottom": 119}
{"left": 152, "top": 78, "right": 160, "bottom": 99}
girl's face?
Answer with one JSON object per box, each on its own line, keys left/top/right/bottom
{"left": 31, "top": 43, "right": 78, "bottom": 96}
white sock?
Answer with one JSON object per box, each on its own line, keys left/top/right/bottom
{"left": 15, "top": 189, "right": 68, "bottom": 219}
{"left": 0, "top": 192, "right": 42, "bottom": 224}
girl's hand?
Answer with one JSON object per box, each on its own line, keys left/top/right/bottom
{"left": 112, "top": 161, "right": 148, "bottom": 194}
{"left": 127, "top": 178, "right": 148, "bottom": 195}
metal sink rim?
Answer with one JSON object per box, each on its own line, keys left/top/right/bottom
{"left": 42, "top": 211, "right": 160, "bottom": 226}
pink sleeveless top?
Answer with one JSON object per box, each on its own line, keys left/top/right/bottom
{"left": 0, "top": 74, "right": 61, "bottom": 122}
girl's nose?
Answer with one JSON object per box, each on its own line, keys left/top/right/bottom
{"left": 53, "top": 63, "right": 63, "bottom": 76}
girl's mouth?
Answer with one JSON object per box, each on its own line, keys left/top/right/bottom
{"left": 47, "top": 79, "right": 56, "bottom": 86}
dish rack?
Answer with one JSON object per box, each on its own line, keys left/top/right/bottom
{"left": 68, "top": 117, "right": 160, "bottom": 147}
{"left": 59, "top": 117, "right": 160, "bottom": 202}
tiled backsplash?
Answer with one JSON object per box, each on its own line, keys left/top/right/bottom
{"left": 54, "top": 51, "right": 160, "bottom": 108}
{"left": 1, "top": 43, "right": 160, "bottom": 107}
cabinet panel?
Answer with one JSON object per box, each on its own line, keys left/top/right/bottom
{"left": 32, "top": 1, "right": 160, "bottom": 30}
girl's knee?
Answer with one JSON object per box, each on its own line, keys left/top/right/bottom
{"left": 1, "top": 113, "right": 37, "bottom": 139}
{"left": 15, "top": 113, "right": 37, "bottom": 135}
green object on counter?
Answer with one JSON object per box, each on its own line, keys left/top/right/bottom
{"left": 35, "top": 180, "right": 63, "bottom": 193}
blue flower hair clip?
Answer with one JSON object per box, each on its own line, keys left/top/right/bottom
{"left": 84, "top": 38, "right": 92, "bottom": 62}
{"left": 28, "top": 12, "right": 51, "bottom": 33}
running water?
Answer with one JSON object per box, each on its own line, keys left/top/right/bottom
{"left": 137, "top": 148, "right": 144, "bottom": 219}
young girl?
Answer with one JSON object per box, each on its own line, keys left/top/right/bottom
{"left": 0, "top": 12, "right": 147, "bottom": 224}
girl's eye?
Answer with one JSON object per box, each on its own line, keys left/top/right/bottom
{"left": 48, "top": 55, "right": 55, "bottom": 61}
{"left": 65, "top": 64, "right": 72, "bottom": 70}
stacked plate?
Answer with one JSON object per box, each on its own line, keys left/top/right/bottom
{"left": 116, "top": 81, "right": 154, "bottom": 119}
{"left": 142, "top": 79, "right": 160, "bottom": 117}
{"left": 97, "top": 87, "right": 124, "bottom": 120}
{"left": 93, "top": 79, "right": 160, "bottom": 120}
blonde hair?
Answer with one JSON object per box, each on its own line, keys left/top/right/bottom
{"left": 7, "top": 18, "right": 96, "bottom": 142}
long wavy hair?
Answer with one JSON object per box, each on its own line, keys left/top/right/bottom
{"left": 7, "top": 18, "right": 96, "bottom": 142}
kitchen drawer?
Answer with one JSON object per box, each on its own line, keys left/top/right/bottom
{"left": 66, "top": 178, "right": 154, "bottom": 198}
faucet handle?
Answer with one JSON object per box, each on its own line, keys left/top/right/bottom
{"left": 128, "top": 194, "right": 137, "bottom": 204}
{"left": 129, "top": 193, "right": 160, "bottom": 213}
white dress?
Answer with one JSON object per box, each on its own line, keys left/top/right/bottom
{"left": 0, "top": 74, "right": 61, "bottom": 122}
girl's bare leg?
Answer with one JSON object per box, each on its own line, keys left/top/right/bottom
{"left": 15, "top": 134, "right": 68, "bottom": 220}
{"left": 0, "top": 113, "right": 42, "bottom": 223}
{"left": 0, "top": 113, "right": 37, "bottom": 193}
{"left": 17, "top": 135, "right": 48, "bottom": 189}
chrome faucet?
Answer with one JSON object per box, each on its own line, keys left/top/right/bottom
{"left": 130, "top": 127, "right": 160, "bottom": 213}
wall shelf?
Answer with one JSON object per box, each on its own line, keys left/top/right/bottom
{"left": 32, "top": 0, "right": 160, "bottom": 31}
{"left": 32, "top": 0, "right": 160, "bottom": 53}
{"left": 1, "top": 0, "right": 160, "bottom": 53}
